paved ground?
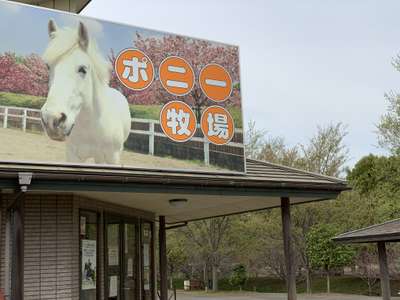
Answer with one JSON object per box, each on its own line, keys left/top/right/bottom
{"left": 176, "top": 291, "right": 400, "bottom": 300}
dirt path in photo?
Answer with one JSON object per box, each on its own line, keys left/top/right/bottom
{"left": 0, "top": 128, "right": 221, "bottom": 171}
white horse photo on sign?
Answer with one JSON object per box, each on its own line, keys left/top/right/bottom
{"left": 41, "top": 20, "right": 131, "bottom": 165}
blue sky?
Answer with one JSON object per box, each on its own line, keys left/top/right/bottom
{"left": 79, "top": 0, "right": 400, "bottom": 166}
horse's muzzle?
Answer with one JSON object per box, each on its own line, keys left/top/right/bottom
{"left": 41, "top": 112, "right": 72, "bottom": 142}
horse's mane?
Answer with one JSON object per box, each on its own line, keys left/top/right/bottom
{"left": 43, "top": 26, "right": 111, "bottom": 84}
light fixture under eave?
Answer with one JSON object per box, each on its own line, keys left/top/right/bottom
{"left": 169, "top": 198, "right": 188, "bottom": 209}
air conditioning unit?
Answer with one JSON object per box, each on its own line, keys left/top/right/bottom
{"left": 9, "top": 0, "right": 91, "bottom": 13}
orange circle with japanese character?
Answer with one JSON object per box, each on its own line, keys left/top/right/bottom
{"left": 115, "top": 48, "right": 154, "bottom": 91}
{"left": 160, "top": 101, "right": 197, "bottom": 142}
{"left": 199, "top": 64, "right": 232, "bottom": 102}
{"left": 201, "top": 106, "right": 235, "bottom": 145}
{"left": 159, "top": 56, "right": 195, "bottom": 96}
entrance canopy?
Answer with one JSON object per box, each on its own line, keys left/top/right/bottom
{"left": 0, "top": 159, "right": 348, "bottom": 224}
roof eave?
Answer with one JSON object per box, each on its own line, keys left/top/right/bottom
{"left": 0, "top": 166, "right": 349, "bottom": 194}
{"left": 333, "top": 233, "right": 400, "bottom": 244}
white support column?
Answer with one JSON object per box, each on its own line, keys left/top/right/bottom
{"left": 22, "top": 109, "right": 27, "bottom": 132}
{"left": 204, "top": 140, "right": 210, "bottom": 166}
{"left": 3, "top": 107, "right": 8, "bottom": 129}
{"left": 149, "top": 121, "right": 155, "bottom": 156}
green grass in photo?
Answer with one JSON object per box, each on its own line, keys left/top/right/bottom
{"left": 0, "top": 92, "right": 243, "bottom": 128}
{"left": 0, "top": 92, "right": 45, "bottom": 109}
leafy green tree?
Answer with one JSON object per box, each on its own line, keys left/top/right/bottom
{"left": 184, "top": 217, "right": 233, "bottom": 292}
{"left": 229, "top": 265, "right": 248, "bottom": 291}
{"left": 377, "top": 91, "right": 400, "bottom": 154}
{"left": 355, "top": 246, "right": 379, "bottom": 296}
{"left": 167, "top": 231, "right": 188, "bottom": 288}
{"left": 245, "top": 120, "right": 266, "bottom": 159}
{"left": 376, "top": 53, "right": 400, "bottom": 154}
{"left": 244, "top": 121, "right": 349, "bottom": 293}
{"left": 306, "top": 224, "right": 355, "bottom": 293}
{"left": 300, "top": 123, "right": 348, "bottom": 177}
{"left": 348, "top": 154, "right": 400, "bottom": 221}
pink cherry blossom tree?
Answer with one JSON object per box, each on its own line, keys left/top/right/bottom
{"left": 0, "top": 53, "right": 48, "bottom": 97}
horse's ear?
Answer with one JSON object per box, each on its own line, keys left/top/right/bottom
{"left": 48, "top": 19, "right": 58, "bottom": 39}
{"left": 78, "top": 22, "right": 89, "bottom": 51}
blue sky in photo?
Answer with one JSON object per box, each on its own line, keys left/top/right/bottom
{"left": 0, "top": 0, "right": 169, "bottom": 58}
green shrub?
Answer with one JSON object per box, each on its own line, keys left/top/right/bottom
{"left": 0, "top": 92, "right": 45, "bottom": 109}
{"left": 212, "top": 276, "right": 400, "bottom": 295}
{"left": 229, "top": 265, "right": 247, "bottom": 290}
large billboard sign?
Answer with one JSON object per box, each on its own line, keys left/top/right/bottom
{"left": 0, "top": 0, "right": 245, "bottom": 173}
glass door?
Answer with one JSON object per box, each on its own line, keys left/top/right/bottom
{"left": 106, "top": 218, "right": 121, "bottom": 300}
{"left": 123, "top": 223, "right": 137, "bottom": 300}
{"left": 105, "top": 215, "right": 138, "bottom": 300}
{"left": 141, "top": 222, "right": 154, "bottom": 300}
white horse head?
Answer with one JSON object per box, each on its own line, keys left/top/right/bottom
{"left": 41, "top": 19, "right": 111, "bottom": 141}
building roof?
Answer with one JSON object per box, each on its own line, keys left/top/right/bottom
{"left": 8, "top": 0, "right": 91, "bottom": 13}
{"left": 245, "top": 159, "right": 346, "bottom": 186}
{"left": 333, "top": 219, "right": 400, "bottom": 244}
{"left": 0, "top": 159, "right": 349, "bottom": 223}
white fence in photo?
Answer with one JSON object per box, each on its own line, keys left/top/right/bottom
{"left": 0, "top": 105, "right": 244, "bottom": 166}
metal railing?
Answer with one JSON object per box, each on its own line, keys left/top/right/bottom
{"left": 0, "top": 105, "right": 244, "bottom": 166}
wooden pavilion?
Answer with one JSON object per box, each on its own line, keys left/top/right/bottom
{"left": 334, "top": 219, "right": 400, "bottom": 300}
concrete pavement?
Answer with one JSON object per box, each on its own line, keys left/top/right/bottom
{"left": 176, "top": 291, "right": 400, "bottom": 300}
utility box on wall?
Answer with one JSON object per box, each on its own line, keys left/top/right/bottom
{"left": 9, "top": 0, "right": 91, "bottom": 13}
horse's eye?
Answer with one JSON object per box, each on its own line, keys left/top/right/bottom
{"left": 78, "top": 66, "right": 87, "bottom": 76}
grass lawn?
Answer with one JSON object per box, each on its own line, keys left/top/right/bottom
{"left": 0, "top": 92, "right": 243, "bottom": 127}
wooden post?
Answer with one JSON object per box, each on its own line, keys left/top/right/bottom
{"left": 377, "top": 242, "right": 391, "bottom": 300}
{"left": 11, "top": 198, "right": 24, "bottom": 300}
{"left": 281, "top": 197, "right": 297, "bottom": 300}
{"left": 4, "top": 215, "right": 11, "bottom": 298}
{"left": 159, "top": 216, "right": 168, "bottom": 300}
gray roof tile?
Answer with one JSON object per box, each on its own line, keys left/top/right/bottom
{"left": 333, "top": 219, "right": 400, "bottom": 243}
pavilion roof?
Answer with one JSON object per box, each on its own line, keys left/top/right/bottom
{"left": 333, "top": 219, "right": 400, "bottom": 244}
